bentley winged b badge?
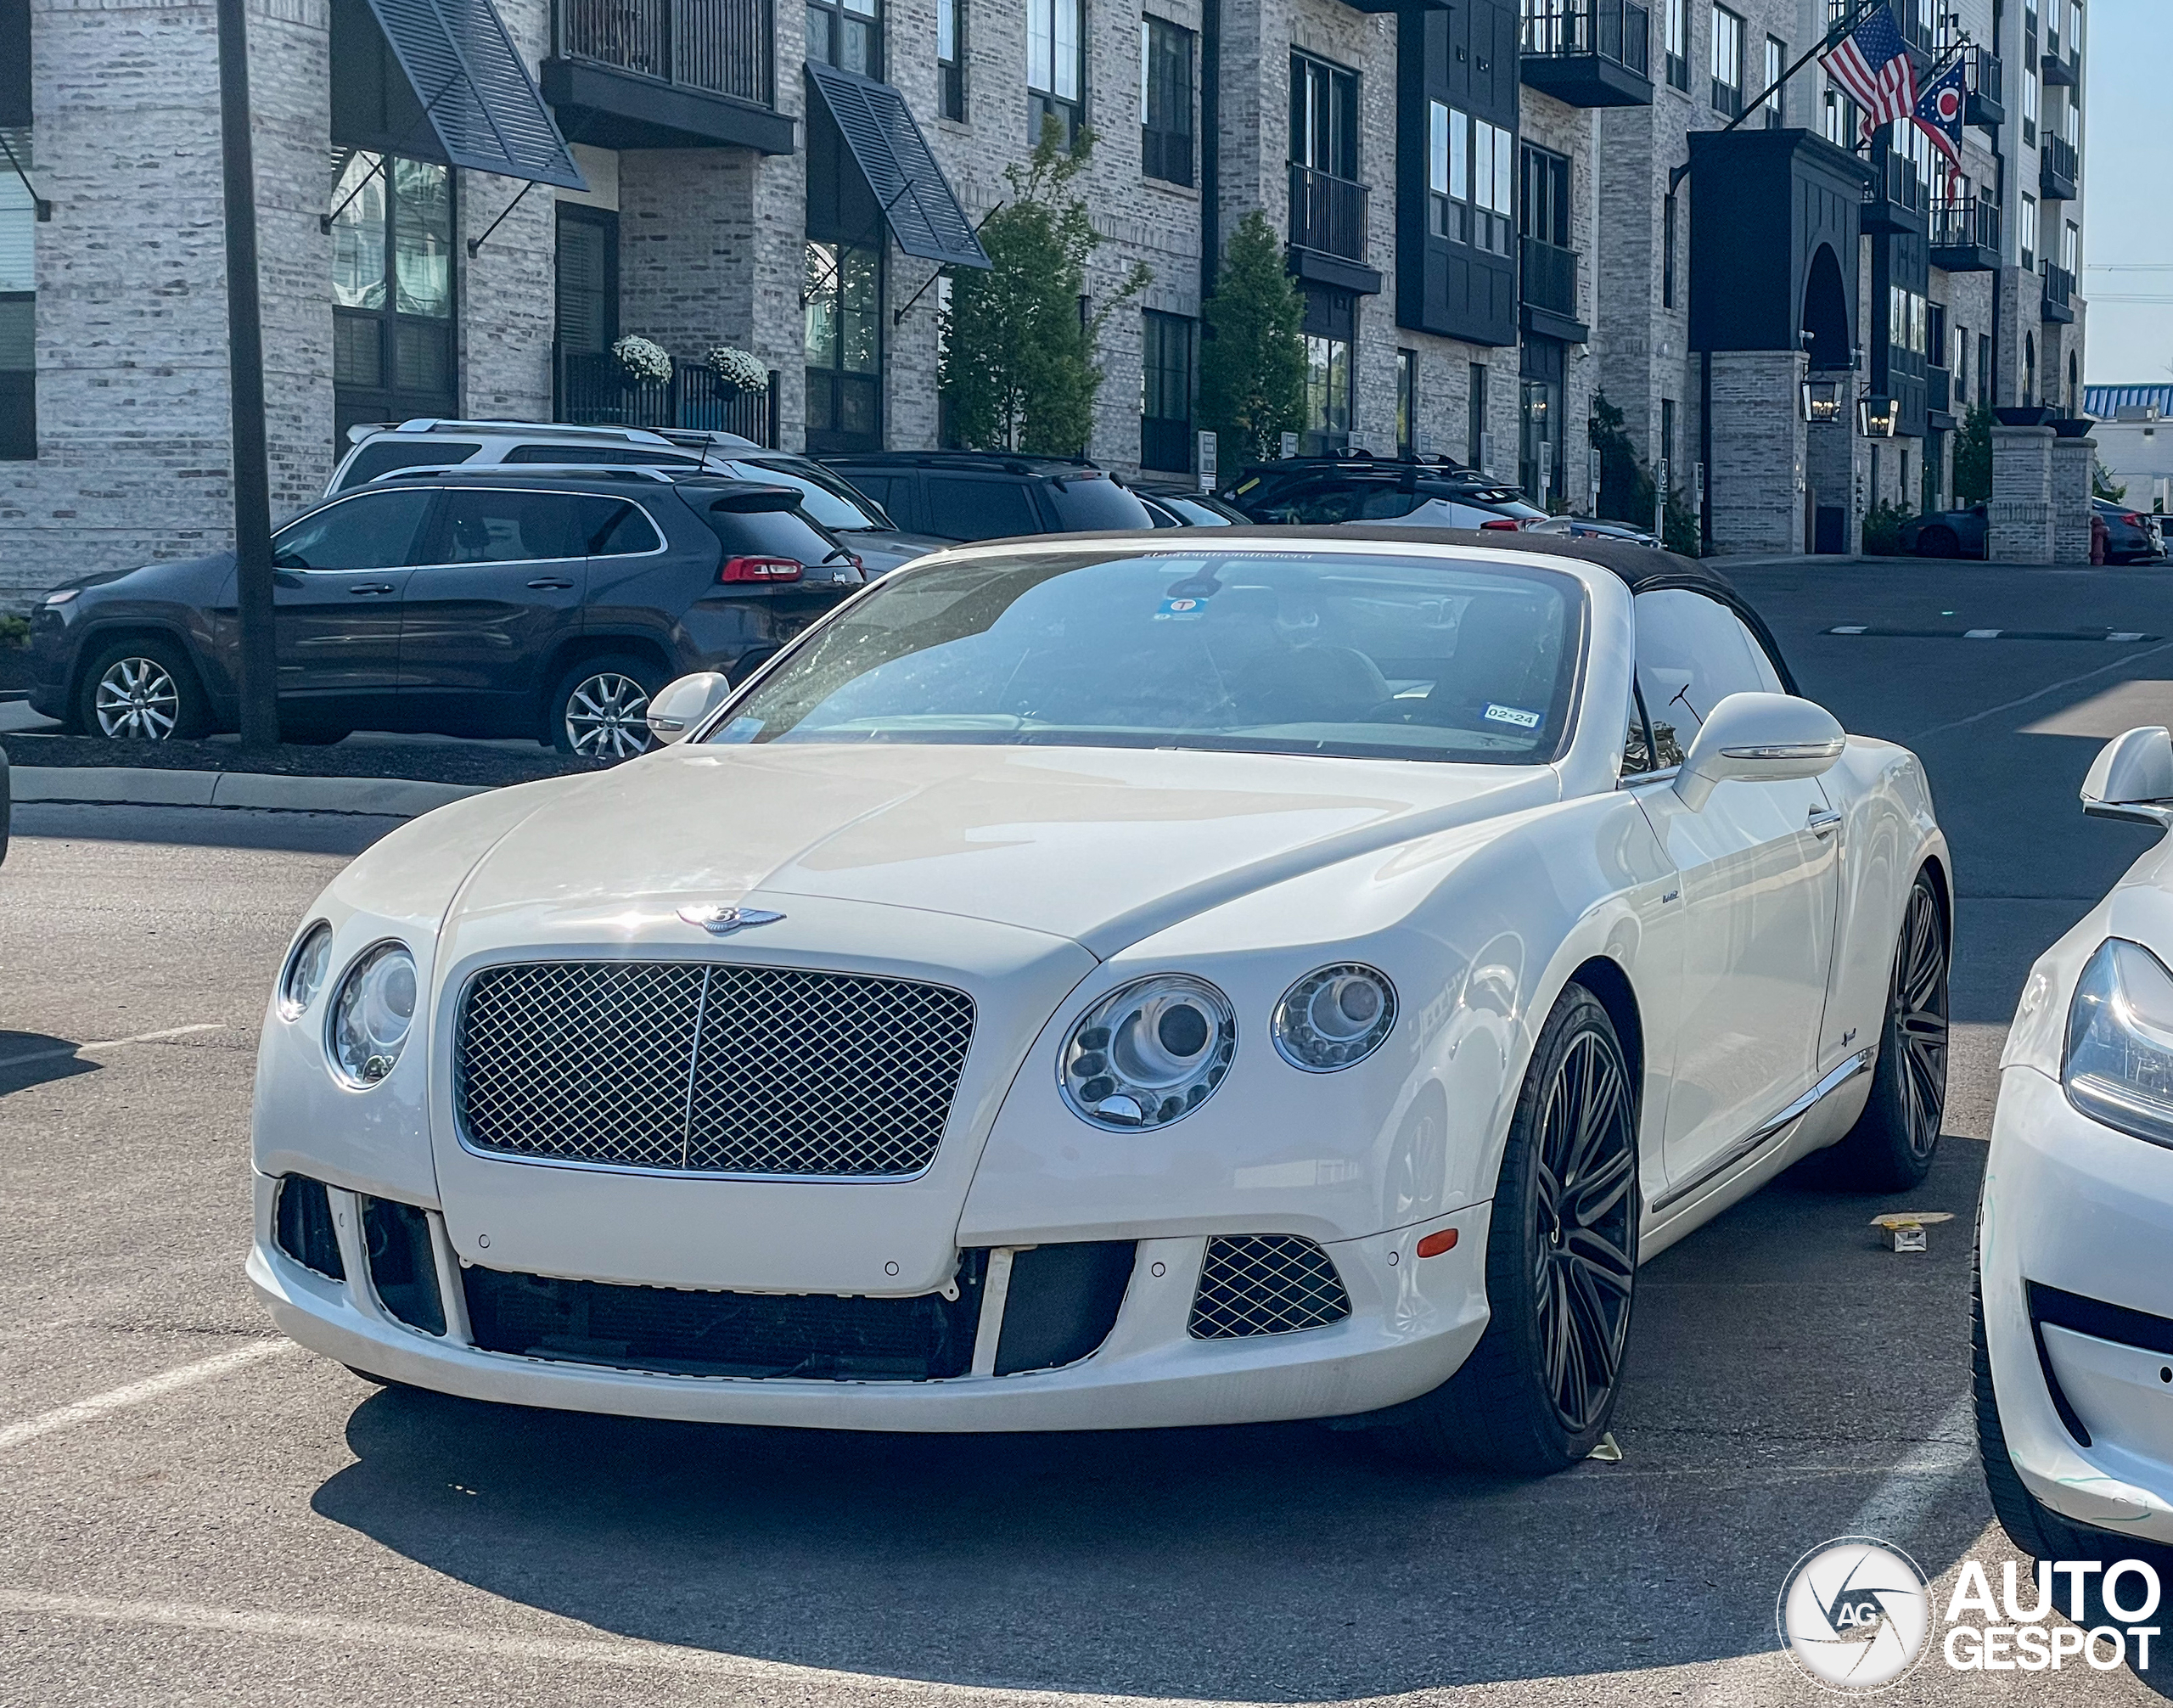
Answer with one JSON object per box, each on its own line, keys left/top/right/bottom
{"left": 677, "top": 904, "right": 787, "bottom": 935}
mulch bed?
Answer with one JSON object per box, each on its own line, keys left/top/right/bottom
{"left": 0, "top": 731, "right": 599, "bottom": 788}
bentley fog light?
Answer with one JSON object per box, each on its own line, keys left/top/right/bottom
{"left": 279, "top": 922, "right": 334, "bottom": 1020}
{"left": 2064, "top": 938, "right": 2173, "bottom": 1149}
{"left": 328, "top": 942, "right": 417, "bottom": 1087}
{"left": 1060, "top": 975, "right": 1236, "bottom": 1128}
{"left": 1272, "top": 964, "right": 1398, "bottom": 1071}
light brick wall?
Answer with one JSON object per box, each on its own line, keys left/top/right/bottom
{"left": 1707, "top": 349, "right": 1805, "bottom": 553}
{"left": 1987, "top": 421, "right": 2055, "bottom": 560}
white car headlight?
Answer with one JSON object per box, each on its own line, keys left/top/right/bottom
{"left": 278, "top": 922, "right": 334, "bottom": 1020}
{"left": 1059, "top": 975, "right": 1236, "bottom": 1129}
{"left": 2063, "top": 938, "right": 2173, "bottom": 1149}
{"left": 328, "top": 942, "right": 418, "bottom": 1087}
{"left": 1272, "top": 964, "right": 1398, "bottom": 1071}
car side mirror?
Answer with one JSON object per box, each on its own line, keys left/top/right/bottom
{"left": 2082, "top": 726, "right": 2173, "bottom": 827}
{"left": 645, "top": 671, "right": 733, "bottom": 745}
{"left": 1673, "top": 692, "right": 1845, "bottom": 812}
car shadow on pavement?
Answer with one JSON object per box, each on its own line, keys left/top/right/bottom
{"left": 309, "top": 1138, "right": 2006, "bottom": 1700}
{"left": 0, "top": 1031, "right": 100, "bottom": 1096}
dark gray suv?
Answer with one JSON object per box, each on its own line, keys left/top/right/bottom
{"left": 28, "top": 469, "right": 863, "bottom": 760}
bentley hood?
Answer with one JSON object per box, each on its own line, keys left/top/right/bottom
{"left": 444, "top": 741, "right": 1562, "bottom": 958}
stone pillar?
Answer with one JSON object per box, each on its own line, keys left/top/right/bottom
{"left": 1706, "top": 351, "right": 1806, "bottom": 554}
{"left": 1987, "top": 424, "right": 2057, "bottom": 563}
{"left": 2051, "top": 431, "right": 2096, "bottom": 565}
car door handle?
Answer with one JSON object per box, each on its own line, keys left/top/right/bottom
{"left": 346, "top": 583, "right": 396, "bottom": 595}
{"left": 1807, "top": 806, "right": 1843, "bottom": 839}
{"left": 525, "top": 577, "right": 575, "bottom": 590}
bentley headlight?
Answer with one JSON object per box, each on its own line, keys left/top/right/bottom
{"left": 2064, "top": 938, "right": 2173, "bottom": 1149}
{"left": 328, "top": 942, "right": 417, "bottom": 1087}
{"left": 279, "top": 922, "right": 334, "bottom": 1020}
{"left": 1059, "top": 975, "right": 1236, "bottom": 1128}
{"left": 1272, "top": 964, "right": 1398, "bottom": 1071}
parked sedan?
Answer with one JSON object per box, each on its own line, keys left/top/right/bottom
{"left": 2097, "top": 498, "right": 2167, "bottom": 565}
{"left": 1128, "top": 484, "right": 1253, "bottom": 527}
{"left": 1901, "top": 500, "right": 2165, "bottom": 564}
{"left": 1978, "top": 725, "right": 2173, "bottom": 1566}
{"left": 249, "top": 530, "right": 1949, "bottom": 1475}
{"left": 28, "top": 470, "right": 862, "bottom": 759}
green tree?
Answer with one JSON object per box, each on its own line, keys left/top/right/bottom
{"left": 1587, "top": 391, "right": 1656, "bottom": 529}
{"left": 1951, "top": 402, "right": 1993, "bottom": 504}
{"left": 940, "top": 123, "right": 1148, "bottom": 457}
{"left": 2094, "top": 458, "right": 2128, "bottom": 503}
{"left": 1198, "top": 211, "right": 1307, "bottom": 466}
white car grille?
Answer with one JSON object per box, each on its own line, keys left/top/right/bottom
{"left": 454, "top": 961, "right": 976, "bottom": 1177}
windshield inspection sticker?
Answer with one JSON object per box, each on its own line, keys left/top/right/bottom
{"left": 1484, "top": 703, "right": 1542, "bottom": 729}
{"left": 1155, "top": 596, "right": 1210, "bottom": 621}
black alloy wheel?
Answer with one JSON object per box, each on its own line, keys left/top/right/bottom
{"left": 1828, "top": 870, "right": 1951, "bottom": 1191}
{"left": 1375, "top": 984, "right": 1639, "bottom": 1473}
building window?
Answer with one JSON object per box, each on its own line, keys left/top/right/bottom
{"left": 1028, "top": 0, "right": 1084, "bottom": 148}
{"left": 1822, "top": 87, "right": 1862, "bottom": 146}
{"left": 2063, "top": 93, "right": 2079, "bottom": 146}
{"left": 1977, "top": 332, "right": 1991, "bottom": 403}
{"left": 1290, "top": 52, "right": 1359, "bottom": 181}
{"left": 1141, "top": 16, "right": 1193, "bottom": 186}
{"left": 1710, "top": 7, "right": 1743, "bottom": 118}
{"left": 330, "top": 149, "right": 456, "bottom": 439}
{"left": 1955, "top": 320, "right": 1968, "bottom": 394}
{"left": 2022, "top": 67, "right": 2037, "bottom": 146}
{"left": 937, "top": 0, "right": 963, "bottom": 120}
{"left": 2020, "top": 193, "right": 2037, "bottom": 270}
{"left": 1140, "top": 309, "right": 1193, "bottom": 470}
{"left": 1519, "top": 143, "right": 1570, "bottom": 247}
{"left": 1428, "top": 101, "right": 1452, "bottom": 237}
{"left": 2024, "top": 332, "right": 2036, "bottom": 405}
{"left": 804, "top": 239, "right": 881, "bottom": 454}
{"left": 1395, "top": 349, "right": 1415, "bottom": 454}
{"left": 808, "top": 0, "right": 881, "bottom": 77}
{"left": 1888, "top": 285, "right": 1927, "bottom": 357}
{"left": 1305, "top": 334, "right": 1351, "bottom": 449}
{"left": 554, "top": 205, "right": 618, "bottom": 360}
{"left": 1665, "top": 0, "right": 1688, "bottom": 91}
{"left": 1429, "top": 104, "right": 1512, "bottom": 256}
{"left": 2062, "top": 218, "right": 2079, "bottom": 274}
{"left": 1468, "top": 362, "right": 1488, "bottom": 469}
{"left": 1659, "top": 397, "right": 1676, "bottom": 488}
{"left": 1763, "top": 37, "right": 1785, "bottom": 126}
{"left": 0, "top": 131, "right": 32, "bottom": 460}
{"left": 1662, "top": 192, "right": 1676, "bottom": 309}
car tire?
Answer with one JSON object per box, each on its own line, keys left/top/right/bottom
{"left": 1972, "top": 1227, "right": 2173, "bottom": 1601}
{"left": 547, "top": 654, "right": 664, "bottom": 761}
{"left": 1826, "top": 869, "right": 1950, "bottom": 1192}
{"left": 1918, "top": 525, "right": 1960, "bottom": 559}
{"left": 76, "top": 636, "right": 211, "bottom": 741}
{"left": 1374, "top": 984, "right": 1640, "bottom": 1474}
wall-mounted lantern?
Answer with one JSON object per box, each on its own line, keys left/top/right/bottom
{"left": 1857, "top": 395, "right": 1900, "bottom": 437}
{"left": 1801, "top": 377, "right": 1846, "bottom": 423}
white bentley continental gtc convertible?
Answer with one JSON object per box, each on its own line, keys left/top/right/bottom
{"left": 249, "top": 531, "right": 1951, "bottom": 1473}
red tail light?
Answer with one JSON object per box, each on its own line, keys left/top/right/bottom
{"left": 2123, "top": 513, "right": 2145, "bottom": 527}
{"left": 1480, "top": 517, "right": 1520, "bottom": 531}
{"left": 718, "top": 555, "right": 804, "bottom": 584}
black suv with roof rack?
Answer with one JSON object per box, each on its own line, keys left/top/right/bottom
{"left": 29, "top": 468, "right": 863, "bottom": 761}
{"left": 814, "top": 449, "right": 1159, "bottom": 542}
{"left": 1222, "top": 453, "right": 1546, "bottom": 530}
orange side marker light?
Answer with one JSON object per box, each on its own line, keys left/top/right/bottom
{"left": 1415, "top": 1228, "right": 1459, "bottom": 1259}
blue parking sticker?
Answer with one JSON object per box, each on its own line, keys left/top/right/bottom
{"left": 1483, "top": 704, "right": 1542, "bottom": 729}
{"left": 1154, "top": 597, "right": 1210, "bottom": 621}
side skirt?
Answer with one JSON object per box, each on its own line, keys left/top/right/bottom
{"left": 1646, "top": 1047, "right": 1877, "bottom": 1219}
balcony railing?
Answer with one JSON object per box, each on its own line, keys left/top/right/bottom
{"left": 1519, "top": 235, "right": 1580, "bottom": 319}
{"left": 1928, "top": 194, "right": 2001, "bottom": 259}
{"left": 1289, "top": 165, "right": 1369, "bottom": 263}
{"left": 1927, "top": 363, "right": 1951, "bottom": 417}
{"left": 1964, "top": 45, "right": 2003, "bottom": 122}
{"left": 1520, "top": 0, "right": 1651, "bottom": 78}
{"left": 555, "top": 0, "right": 773, "bottom": 107}
{"left": 556, "top": 349, "right": 780, "bottom": 447}
{"left": 2041, "top": 261, "right": 2075, "bottom": 319}
{"left": 2041, "top": 132, "right": 2079, "bottom": 198}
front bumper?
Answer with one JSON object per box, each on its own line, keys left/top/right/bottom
{"left": 1982, "top": 1065, "right": 2173, "bottom": 1543}
{"left": 247, "top": 1170, "right": 1491, "bottom": 1432}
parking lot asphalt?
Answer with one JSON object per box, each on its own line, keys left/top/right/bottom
{"left": 4, "top": 558, "right": 2173, "bottom": 1706}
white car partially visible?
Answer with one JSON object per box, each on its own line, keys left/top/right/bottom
{"left": 1979, "top": 725, "right": 2173, "bottom": 1558}
{"left": 248, "top": 532, "right": 1950, "bottom": 1474}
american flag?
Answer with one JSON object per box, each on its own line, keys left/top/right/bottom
{"left": 1820, "top": 3, "right": 1918, "bottom": 140}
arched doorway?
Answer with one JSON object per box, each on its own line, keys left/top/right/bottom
{"left": 1800, "top": 243, "right": 1851, "bottom": 374}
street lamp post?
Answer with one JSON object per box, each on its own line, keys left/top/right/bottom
{"left": 215, "top": 0, "right": 281, "bottom": 749}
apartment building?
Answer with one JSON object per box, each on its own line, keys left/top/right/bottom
{"left": 0, "top": 0, "right": 2088, "bottom": 600}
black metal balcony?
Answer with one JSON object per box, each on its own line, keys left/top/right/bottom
{"left": 1926, "top": 362, "right": 1955, "bottom": 427}
{"left": 1964, "top": 45, "right": 2005, "bottom": 126}
{"left": 1929, "top": 195, "right": 2001, "bottom": 271}
{"left": 556, "top": 349, "right": 781, "bottom": 446}
{"left": 2040, "top": 133, "right": 2079, "bottom": 200}
{"left": 1862, "top": 148, "right": 1927, "bottom": 236}
{"left": 542, "top": 0, "right": 792, "bottom": 153}
{"left": 2041, "top": 19, "right": 2078, "bottom": 85}
{"left": 2041, "top": 261, "right": 2076, "bottom": 323}
{"left": 1519, "top": 235, "right": 1587, "bottom": 342}
{"left": 1520, "top": 0, "right": 1654, "bottom": 106}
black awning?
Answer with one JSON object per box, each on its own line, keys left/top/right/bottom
{"left": 362, "top": 0, "right": 587, "bottom": 190}
{"left": 804, "top": 61, "right": 989, "bottom": 270}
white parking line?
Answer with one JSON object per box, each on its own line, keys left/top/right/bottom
{"left": 0, "top": 1023, "right": 224, "bottom": 1074}
{"left": 0, "top": 1342, "right": 293, "bottom": 1454}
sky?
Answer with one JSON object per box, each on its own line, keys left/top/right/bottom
{"left": 2082, "top": 0, "right": 2173, "bottom": 384}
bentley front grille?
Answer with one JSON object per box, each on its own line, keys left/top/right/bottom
{"left": 1188, "top": 1234, "right": 1353, "bottom": 1339}
{"left": 455, "top": 961, "right": 976, "bottom": 1177}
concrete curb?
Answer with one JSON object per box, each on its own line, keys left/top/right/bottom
{"left": 10, "top": 766, "right": 488, "bottom": 818}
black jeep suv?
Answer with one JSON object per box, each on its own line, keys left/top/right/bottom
{"left": 816, "top": 450, "right": 1158, "bottom": 541}
{"left": 1223, "top": 454, "right": 1546, "bottom": 529}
